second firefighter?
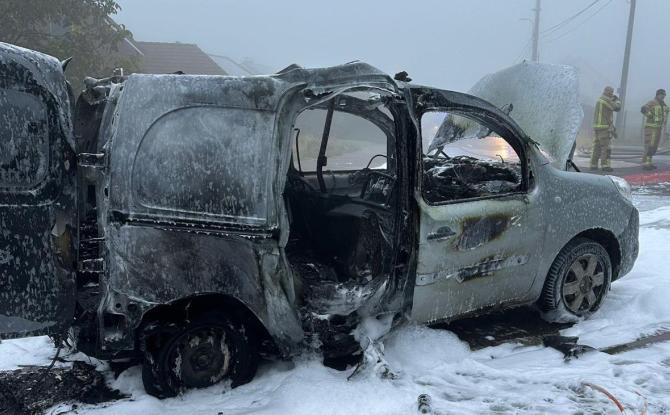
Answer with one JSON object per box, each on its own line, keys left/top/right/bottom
{"left": 641, "top": 89, "right": 669, "bottom": 170}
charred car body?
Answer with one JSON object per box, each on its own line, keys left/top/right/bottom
{"left": 0, "top": 43, "right": 638, "bottom": 396}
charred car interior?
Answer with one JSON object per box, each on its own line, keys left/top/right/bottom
{"left": 284, "top": 88, "right": 405, "bottom": 357}
{"left": 421, "top": 110, "right": 524, "bottom": 204}
{"left": 286, "top": 90, "right": 396, "bottom": 282}
{"left": 0, "top": 42, "right": 639, "bottom": 398}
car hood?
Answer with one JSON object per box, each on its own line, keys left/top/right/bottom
{"left": 469, "top": 62, "right": 583, "bottom": 169}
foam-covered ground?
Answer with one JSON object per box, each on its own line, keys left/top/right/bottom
{"left": 2, "top": 196, "right": 669, "bottom": 414}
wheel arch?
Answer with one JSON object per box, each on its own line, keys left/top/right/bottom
{"left": 572, "top": 228, "right": 622, "bottom": 280}
{"left": 137, "top": 293, "right": 276, "bottom": 356}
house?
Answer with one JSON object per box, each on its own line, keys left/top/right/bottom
{"left": 118, "top": 39, "right": 227, "bottom": 75}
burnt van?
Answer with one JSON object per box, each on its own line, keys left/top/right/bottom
{"left": 0, "top": 43, "right": 638, "bottom": 397}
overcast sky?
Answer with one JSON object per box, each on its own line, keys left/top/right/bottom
{"left": 115, "top": 0, "right": 668, "bottom": 106}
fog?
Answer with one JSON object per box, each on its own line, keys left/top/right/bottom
{"left": 116, "top": 0, "right": 668, "bottom": 107}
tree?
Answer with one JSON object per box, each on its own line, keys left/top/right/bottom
{"left": 0, "top": 0, "right": 138, "bottom": 91}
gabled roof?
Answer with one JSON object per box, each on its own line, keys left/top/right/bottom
{"left": 133, "top": 41, "right": 227, "bottom": 75}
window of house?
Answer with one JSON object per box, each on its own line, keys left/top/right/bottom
{"left": 0, "top": 88, "right": 49, "bottom": 189}
{"left": 421, "top": 110, "right": 523, "bottom": 204}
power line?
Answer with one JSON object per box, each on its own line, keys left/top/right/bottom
{"left": 541, "top": 0, "right": 601, "bottom": 36}
{"left": 544, "top": 0, "right": 613, "bottom": 43}
{"left": 541, "top": 0, "right": 600, "bottom": 36}
{"left": 579, "top": 0, "right": 613, "bottom": 25}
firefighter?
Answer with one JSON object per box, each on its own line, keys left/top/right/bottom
{"left": 590, "top": 86, "right": 621, "bottom": 172}
{"left": 641, "top": 89, "right": 669, "bottom": 170}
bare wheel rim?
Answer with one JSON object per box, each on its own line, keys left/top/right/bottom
{"left": 561, "top": 253, "right": 606, "bottom": 314}
{"left": 167, "top": 326, "right": 231, "bottom": 389}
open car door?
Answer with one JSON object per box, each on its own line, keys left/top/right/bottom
{"left": 0, "top": 43, "right": 77, "bottom": 338}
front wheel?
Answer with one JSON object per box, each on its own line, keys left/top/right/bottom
{"left": 142, "top": 311, "right": 258, "bottom": 398}
{"left": 540, "top": 237, "right": 612, "bottom": 320}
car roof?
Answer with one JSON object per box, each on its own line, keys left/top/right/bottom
{"left": 121, "top": 61, "right": 399, "bottom": 114}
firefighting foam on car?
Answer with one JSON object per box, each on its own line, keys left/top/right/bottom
{"left": 0, "top": 41, "right": 639, "bottom": 399}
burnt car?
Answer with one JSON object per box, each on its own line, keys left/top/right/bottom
{"left": 0, "top": 42, "right": 638, "bottom": 397}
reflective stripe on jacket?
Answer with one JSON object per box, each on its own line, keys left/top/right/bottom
{"left": 593, "top": 95, "right": 621, "bottom": 130}
{"left": 643, "top": 99, "right": 669, "bottom": 128}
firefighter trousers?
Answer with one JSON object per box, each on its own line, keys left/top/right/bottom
{"left": 643, "top": 127, "right": 662, "bottom": 165}
{"left": 590, "top": 129, "right": 613, "bottom": 168}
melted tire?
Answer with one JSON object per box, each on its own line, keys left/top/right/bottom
{"left": 141, "top": 311, "right": 258, "bottom": 398}
{"left": 540, "top": 237, "right": 612, "bottom": 319}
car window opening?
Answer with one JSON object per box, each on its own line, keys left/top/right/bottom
{"left": 421, "top": 110, "right": 523, "bottom": 204}
{"left": 284, "top": 88, "right": 398, "bottom": 315}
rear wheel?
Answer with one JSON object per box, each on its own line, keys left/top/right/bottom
{"left": 142, "top": 311, "right": 258, "bottom": 398}
{"left": 540, "top": 238, "right": 611, "bottom": 319}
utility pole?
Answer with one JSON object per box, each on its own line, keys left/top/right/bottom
{"left": 615, "top": 0, "right": 636, "bottom": 140}
{"left": 532, "top": 0, "right": 541, "bottom": 62}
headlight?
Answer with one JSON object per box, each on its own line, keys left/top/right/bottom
{"left": 608, "top": 175, "right": 632, "bottom": 201}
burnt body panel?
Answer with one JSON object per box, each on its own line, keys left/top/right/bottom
{"left": 107, "top": 75, "right": 289, "bottom": 228}
{"left": 94, "top": 73, "right": 306, "bottom": 356}
{"left": 0, "top": 42, "right": 76, "bottom": 337}
{"left": 99, "top": 223, "right": 303, "bottom": 354}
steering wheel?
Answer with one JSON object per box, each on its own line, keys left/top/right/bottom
{"left": 348, "top": 168, "right": 370, "bottom": 186}
{"left": 359, "top": 170, "right": 396, "bottom": 201}
{"left": 348, "top": 154, "right": 389, "bottom": 186}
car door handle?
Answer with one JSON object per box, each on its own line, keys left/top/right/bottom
{"left": 427, "top": 226, "right": 456, "bottom": 241}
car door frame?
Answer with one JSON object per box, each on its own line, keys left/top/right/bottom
{"left": 280, "top": 80, "right": 417, "bottom": 317}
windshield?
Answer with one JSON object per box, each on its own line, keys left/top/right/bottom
{"left": 421, "top": 111, "right": 520, "bottom": 163}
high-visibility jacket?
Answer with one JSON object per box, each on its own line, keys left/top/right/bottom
{"left": 593, "top": 95, "right": 621, "bottom": 130}
{"left": 642, "top": 98, "right": 669, "bottom": 129}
